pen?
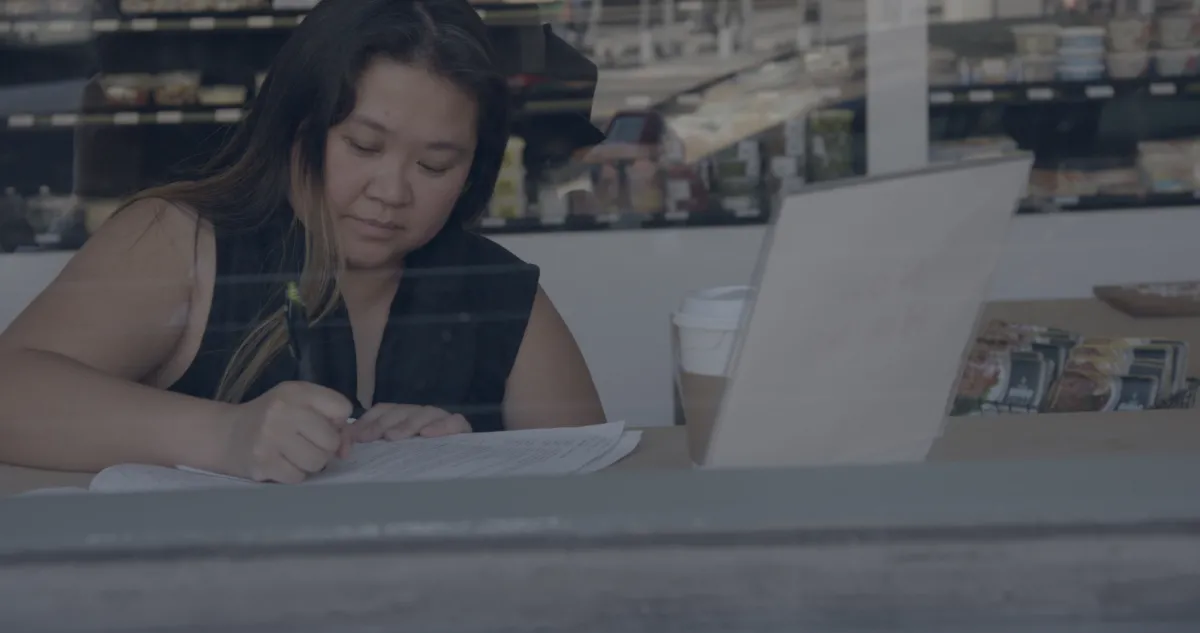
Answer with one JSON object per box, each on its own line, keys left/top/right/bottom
{"left": 284, "top": 282, "right": 367, "bottom": 421}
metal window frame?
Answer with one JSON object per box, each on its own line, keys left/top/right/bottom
{"left": 2, "top": 457, "right": 1200, "bottom": 631}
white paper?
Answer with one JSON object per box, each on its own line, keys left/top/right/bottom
{"left": 88, "top": 422, "right": 640, "bottom": 493}
{"left": 577, "top": 431, "right": 642, "bottom": 473}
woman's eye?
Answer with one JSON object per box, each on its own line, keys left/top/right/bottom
{"left": 418, "top": 162, "right": 451, "bottom": 175}
{"left": 346, "top": 138, "right": 380, "bottom": 155}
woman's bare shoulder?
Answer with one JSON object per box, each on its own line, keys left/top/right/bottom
{"left": 0, "top": 196, "right": 216, "bottom": 380}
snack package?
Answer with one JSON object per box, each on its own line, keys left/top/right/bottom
{"left": 1046, "top": 369, "right": 1159, "bottom": 413}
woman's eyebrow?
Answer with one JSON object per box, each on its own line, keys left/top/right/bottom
{"left": 425, "top": 141, "right": 468, "bottom": 154}
{"left": 346, "top": 114, "right": 390, "bottom": 133}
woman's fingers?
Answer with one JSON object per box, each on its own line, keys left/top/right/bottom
{"left": 351, "top": 404, "right": 472, "bottom": 442}
{"left": 418, "top": 413, "right": 472, "bottom": 438}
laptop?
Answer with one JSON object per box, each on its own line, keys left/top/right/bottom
{"left": 699, "top": 154, "right": 1034, "bottom": 468}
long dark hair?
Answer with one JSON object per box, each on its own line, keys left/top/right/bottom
{"left": 132, "top": 0, "right": 510, "bottom": 402}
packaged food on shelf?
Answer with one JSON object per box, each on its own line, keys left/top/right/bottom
{"left": 118, "top": 0, "right": 155, "bottom": 14}
{"left": 197, "top": 85, "right": 248, "bottom": 106}
{"left": 708, "top": 142, "right": 761, "bottom": 216}
{"left": 968, "top": 57, "right": 1012, "bottom": 84}
{"left": 664, "top": 163, "right": 711, "bottom": 215}
{"left": 1059, "top": 26, "right": 1107, "bottom": 51}
{"left": 1087, "top": 168, "right": 1144, "bottom": 195}
{"left": 929, "top": 137, "right": 1018, "bottom": 163}
{"left": 1155, "top": 48, "right": 1197, "bottom": 76}
{"left": 153, "top": 72, "right": 201, "bottom": 107}
{"left": 179, "top": 0, "right": 214, "bottom": 11}
{"left": 1054, "top": 158, "right": 1144, "bottom": 197}
{"left": 1159, "top": 12, "right": 1197, "bottom": 50}
{"left": 928, "top": 48, "right": 960, "bottom": 85}
{"left": 807, "top": 109, "right": 854, "bottom": 182}
{"left": 952, "top": 321, "right": 1196, "bottom": 416}
{"left": 1107, "top": 51, "right": 1150, "bottom": 78}
{"left": 2, "top": 0, "right": 40, "bottom": 16}
{"left": 47, "top": 0, "right": 89, "bottom": 13}
{"left": 589, "top": 162, "right": 627, "bottom": 216}
{"left": 99, "top": 74, "right": 154, "bottom": 107}
{"left": 488, "top": 136, "right": 526, "bottom": 219}
{"left": 1139, "top": 138, "right": 1200, "bottom": 192}
{"left": 1108, "top": 17, "right": 1151, "bottom": 52}
{"left": 1053, "top": 168, "right": 1101, "bottom": 196}
{"left": 1057, "top": 60, "right": 1106, "bottom": 81}
{"left": 803, "top": 46, "right": 851, "bottom": 83}
{"left": 1017, "top": 55, "right": 1057, "bottom": 82}
{"left": 0, "top": 188, "right": 32, "bottom": 254}
{"left": 215, "top": 0, "right": 271, "bottom": 11}
{"left": 22, "top": 187, "right": 88, "bottom": 251}
{"left": 626, "top": 159, "right": 666, "bottom": 215}
{"left": 1012, "top": 24, "right": 1061, "bottom": 56}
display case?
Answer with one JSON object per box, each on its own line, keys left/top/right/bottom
{"left": 928, "top": 0, "right": 1200, "bottom": 212}
{"left": 0, "top": 0, "right": 824, "bottom": 252}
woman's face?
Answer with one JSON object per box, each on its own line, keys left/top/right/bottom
{"left": 324, "top": 58, "right": 479, "bottom": 270}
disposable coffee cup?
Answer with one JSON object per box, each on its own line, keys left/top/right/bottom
{"left": 671, "top": 286, "right": 751, "bottom": 465}
{"left": 673, "top": 285, "right": 750, "bottom": 377}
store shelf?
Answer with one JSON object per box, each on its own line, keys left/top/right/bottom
{"left": 2, "top": 97, "right": 598, "bottom": 129}
{"left": 0, "top": 5, "right": 531, "bottom": 36}
{"left": 476, "top": 207, "right": 769, "bottom": 234}
{"left": 1018, "top": 191, "right": 1200, "bottom": 214}
{"left": 0, "top": 13, "right": 305, "bottom": 35}
{"left": 929, "top": 76, "right": 1200, "bottom": 106}
{"left": 4, "top": 107, "right": 245, "bottom": 129}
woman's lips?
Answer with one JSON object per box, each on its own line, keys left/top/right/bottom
{"left": 343, "top": 215, "right": 400, "bottom": 239}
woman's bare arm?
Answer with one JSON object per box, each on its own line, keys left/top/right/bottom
{"left": 0, "top": 199, "right": 235, "bottom": 472}
{"left": 502, "top": 286, "right": 606, "bottom": 429}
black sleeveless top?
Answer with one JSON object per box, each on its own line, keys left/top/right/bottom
{"left": 168, "top": 209, "right": 540, "bottom": 433}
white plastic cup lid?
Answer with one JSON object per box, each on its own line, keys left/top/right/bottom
{"left": 679, "top": 285, "right": 753, "bottom": 322}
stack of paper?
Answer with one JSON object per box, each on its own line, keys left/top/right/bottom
{"left": 86, "top": 421, "right": 641, "bottom": 493}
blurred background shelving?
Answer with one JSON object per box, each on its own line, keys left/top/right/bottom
{"left": 926, "top": 0, "right": 1200, "bottom": 213}
{"left": 0, "top": 0, "right": 844, "bottom": 251}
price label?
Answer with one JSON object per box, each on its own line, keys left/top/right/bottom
{"left": 480, "top": 217, "right": 505, "bottom": 228}
{"left": 1151, "top": 82, "right": 1178, "bottom": 96}
{"left": 189, "top": 17, "right": 216, "bottom": 30}
{"left": 1053, "top": 196, "right": 1081, "bottom": 207}
{"left": 1085, "top": 84, "right": 1115, "bottom": 99}
{"left": 929, "top": 91, "right": 954, "bottom": 104}
{"left": 113, "top": 112, "right": 139, "bottom": 125}
{"left": 667, "top": 180, "right": 691, "bottom": 201}
{"left": 1027, "top": 88, "right": 1054, "bottom": 101}
{"left": 50, "top": 113, "right": 78, "bottom": 127}
{"left": 247, "top": 15, "right": 275, "bottom": 28}
{"left": 155, "top": 111, "right": 184, "bottom": 124}
{"left": 130, "top": 18, "right": 158, "bottom": 31}
{"left": 213, "top": 108, "right": 242, "bottom": 123}
{"left": 7, "top": 114, "right": 34, "bottom": 128}
{"left": 598, "top": 213, "right": 620, "bottom": 224}
{"left": 541, "top": 215, "right": 567, "bottom": 226}
{"left": 968, "top": 90, "right": 995, "bottom": 103}
{"left": 47, "top": 20, "right": 74, "bottom": 32}
{"left": 664, "top": 211, "right": 689, "bottom": 221}
{"left": 91, "top": 19, "right": 119, "bottom": 31}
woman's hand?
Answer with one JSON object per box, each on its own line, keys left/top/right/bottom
{"left": 350, "top": 404, "right": 471, "bottom": 443}
{"left": 223, "top": 381, "right": 353, "bottom": 484}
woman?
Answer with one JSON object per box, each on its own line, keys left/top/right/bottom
{"left": 0, "top": 0, "right": 606, "bottom": 483}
